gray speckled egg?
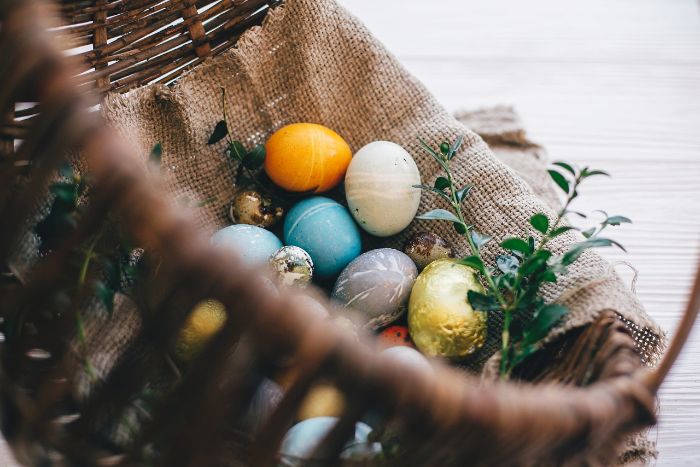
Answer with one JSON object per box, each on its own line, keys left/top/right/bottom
{"left": 229, "top": 190, "right": 284, "bottom": 228}
{"left": 403, "top": 231, "right": 455, "bottom": 270}
{"left": 269, "top": 246, "right": 314, "bottom": 287}
{"left": 331, "top": 248, "right": 418, "bottom": 329}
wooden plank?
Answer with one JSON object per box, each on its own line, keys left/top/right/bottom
{"left": 337, "top": 0, "right": 700, "bottom": 464}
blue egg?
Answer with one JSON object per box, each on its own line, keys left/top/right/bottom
{"left": 280, "top": 417, "right": 381, "bottom": 466}
{"left": 211, "top": 224, "right": 282, "bottom": 267}
{"left": 284, "top": 197, "right": 361, "bottom": 279}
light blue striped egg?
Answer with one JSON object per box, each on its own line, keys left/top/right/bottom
{"left": 284, "top": 197, "right": 361, "bottom": 280}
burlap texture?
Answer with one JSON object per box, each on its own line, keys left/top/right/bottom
{"left": 95, "top": 0, "right": 664, "bottom": 463}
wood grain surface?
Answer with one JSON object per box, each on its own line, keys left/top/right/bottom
{"left": 336, "top": 0, "right": 700, "bottom": 464}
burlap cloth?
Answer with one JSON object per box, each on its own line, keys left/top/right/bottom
{"left": 91, "top": 0, "right": 664, "bottom": 463}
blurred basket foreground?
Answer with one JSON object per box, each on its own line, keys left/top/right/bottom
{"left": 0, "top": 0, "right": 698, "bottom": 466}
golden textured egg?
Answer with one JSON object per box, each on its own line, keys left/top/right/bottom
{"left": 297, "top": 383, "right": 346, "bottom": 420}
{"left": 175, "top": 300, "right": 227, "bottom": 362}
{"left": 408, "top": 259, "right": 487, "bottom": 359}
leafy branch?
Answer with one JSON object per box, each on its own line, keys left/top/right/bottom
{"left": 414, "top": 137, "right": 630, "bottom": 378}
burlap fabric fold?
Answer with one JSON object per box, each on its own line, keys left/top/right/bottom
{"left": 93, "top": 0, "right": 664, "bottom": 463}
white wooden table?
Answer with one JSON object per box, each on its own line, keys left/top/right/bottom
{"left": 337, "top": 0, "right": 700, "bottom": 464}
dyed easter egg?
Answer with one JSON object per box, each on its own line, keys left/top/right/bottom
{"left": 344, "top": 141, "right": 421, "bottom": 237}
{"left": 265, "top": 123, "right": 352, "bottom": 193}
{"left": 408, "top": 259, "right": 487, "bottom": 359}
{"left": 284, "top": 196, "right": 361, "bottom": 279}
{"left": 381, "top": 346, "right": 433, "bottom": 374}
{"left": 269, "top": 246, "right": 314, "bottom": 288}
{"left": 280, "top": 417, "right": 381, "bottom": 466}
{"left": 240, "top": 379, "right": 283, "bottom": 433}
{"left": 379, "top": 325, "right": 414, "bottom": 348}
{"left": 211, "top": 224, "right": 282, "bottom": 267}
{"left": 297, "top": 383, "right": 345, "bottom": 420}
{"left": 403, "top": 231, "right": 455, "bottom": 270}
{"left": 228, "top": 190, "right": 283, "bottom": 228}
{"left": 332, "top": 248, "right": 417, "bottom": 329}
{"left": 175, "top": 300, "right": 227, "bottom": 362}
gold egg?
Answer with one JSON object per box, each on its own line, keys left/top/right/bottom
{"left": 408, "top": 259, "right": 487, "bottom": 359}
{"left": 175, "top": 300, "right": 227, "bottom": 362}
{"left": 297, "top": 383, "right": 345, "bottom": 420}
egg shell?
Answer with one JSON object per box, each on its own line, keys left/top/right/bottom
{"left": 211, "top": 224, "right": 282, "bottom": 267}
{"left": 381, "top": 346, "right": 433, "bottom": 374}
{"left": 403, "top": 231, "right": 455, "bottom": 270}
{"left": 264, "top": 123, "right": 352, "bottom": 193}
{"left": 269, "top": 246, "right": 314, "bottom": 287}
{"left": 228, "top": 190, "right": 283, "bottom": 228}
{"left": 408, "top": 259, "right": 487, "bottom": 359}
{"left": 332, "top": 248, "right": 417, "bottom": 329}
{"left": 240, "top": 379, "right": 283, "bottom": 433}
{"left": 345, "top": 141, "right": 421, "bottom": 237}
{"left": 379, "top": 325, "right": 415, "bottom": 348}
{"left": 284, "top": 196, "right": 362, "bottom": 279}
{"left": 297, "top": 384, "right": 345, "bottom": 420}
{"left": 280, "top": 417, "right": 381, "bottom": 466}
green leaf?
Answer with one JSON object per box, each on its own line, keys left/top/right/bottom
{"left": 580, "top": 168, "right": 610, "bottom": 178}
{"left": 562, "top": 237, "right": 621, "bottom": 265}
{"left": 453, "top": 222, "right": 467, "bottom": 234}
{"left": 95, "top": 280, "right": 115, "bottom": 314}
{"left": 448, "top": 135, "right": 465, "bottom": 160}
{"left": 413, "top": 184, "right": 451, "bottom": 203}
{"left": 242, "top": 144, "right": 265, "bottom": 169}
{"left": 207, "top": 120, "right": 228, "bottom": 145}
{"left": 434, "top": 177, "right": 450, "bottom": 190}
{"left": 467, "top": 290, "right": 501, "bottom": 312}
{"left": 439, "top": 142, "right": 450, "bottom": 155}
{"left": 416, "top": 209, "right": 460, "bottom": 223}
{"left": 150, "top": 142, "right": 162, "bottom": 166}
{"left": 417, "top": 137, "right": 448, "bottom": 171}
{"left": 496, "top": 255, "right": 519, "bottom": 274}
{"left": 523, "top": 304, "right": 568, "bottom": 345}
{"left": 458, "top": 256, "right": 485, "bottom": 274}
{"left": 471, "top": 231, "right": 491, "bottom": 250}
{"left": 566, "top": 210, "right": 587, "bottom": 219}
{"left": 605, "top": 215, "right": 632, "bottom": 226}
{"left": 548, "top": 169, "right": 570, "bottom": 194}
{"left": 456, "top": 185, "right": 473, "bottom": 203}
{"left": 541, "top": 270, "right": 557, "bottom": 283}
{"left": 552, "top": 161, "right": 576, "bottom": 175}
{"left": 520, "top": 250, "right": 552, "bottom": 276}
{"left": 581, "top": 227, "right": 596, "bottom": 238}
{"left": 501, "top": 237, "right": 530, "bottom": 254}
{"left": 58, "top": 161, "right": 74, "bottom": 179}
{"left": 229, "top": 141, "right": 247, "bottom": 161}
{"left": 530, "top": 213, "right": 549, "bottom": 234}
{"left": 549, "top": 226, "right": 575, "bottom": 238}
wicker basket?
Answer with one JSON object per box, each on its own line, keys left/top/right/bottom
{"left": 0, "top": 1, "right": 698, "bottom": 466}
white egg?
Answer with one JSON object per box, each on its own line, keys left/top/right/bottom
{"left": 344, "top": 141, "right": 421, "bottom": 237}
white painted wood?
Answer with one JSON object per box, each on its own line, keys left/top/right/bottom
{"left": 336, "top": 0, "right": 700, "bottom": 464}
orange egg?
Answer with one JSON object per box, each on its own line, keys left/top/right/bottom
{"left": 264, "top": 123, "right": 351, "bottom": 193}
{"left": 379, "top": 325, "right": 415, "bottom": 349}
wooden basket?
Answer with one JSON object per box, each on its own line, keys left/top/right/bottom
{"left": 0, "top": 1, "right": 698, "bottom": 466}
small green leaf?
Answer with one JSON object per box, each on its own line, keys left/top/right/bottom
{"left": 418, "top": 137, "right": 448, "bottom": 171}
{"left": 548, "top": 169, "right": 570, "bottom": 194}
{"left": 453, "top": 222, "right": 467, "bottom": 234}
{"left": 549, "top": 226, "right": 575, "bottom": 238}
{"left": 541, "top": 270, "right": 557, "bottom": 283}
{"left": 467, "top": 290, "right": 501, "bottom": 312}
{"left": 471, "top": 231, "right": 491, "bottom": 250}
{"left": 439, "top": 142, "right": 450, "bottom": 155}
{"left": 448, "top": 135, "right": 464, "bottom": 160}
{"left": 229, "top": 141, "right": 247, "bottom": 161}
{"left": 581, "top": 168, "right": 610, "bottom": 178}
{"left": 458, "top": 256, "right": 485, "bottom": 274}
{"left": 581, "top": 227, "right": 596, "bottom": 238}
{"left": 530, "top": 213, "right": 549, "bottom": 235}
{"left": 501, "top": 237, "right": 530, "bottom": 254}
{"left": 552, "top": 161, "right": 576, "bottom": 175}
{"left": 605, "top": 215, "right": 632, "bottom": 226}
{"left": 496, "top": 255, "right": 519, "bottom": 274}
{"left": 242, "top": 144, "right": 265, "bottom": 169}
{"left": 207, "top": 120, "right": 228, "bottom": 145}
{"left": 434, "top": 177, "right": 450, "bottom": 190}
{"left": 566, "top": 210, "right": 587, "bottom": 219}
{"left": 95, "top": 280, "right": 115, "bottom": 314}
{"left": 523, "top": 304, "right": 568, "bottom": 345}
{"left": 456, "top": 185, "right": 473, "bottom": 203}
{"left": 150, "top": 142, "right": 162, "bottom": 166}
{"left": 416, "top": 209, "right": 461, "bottom": 223}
